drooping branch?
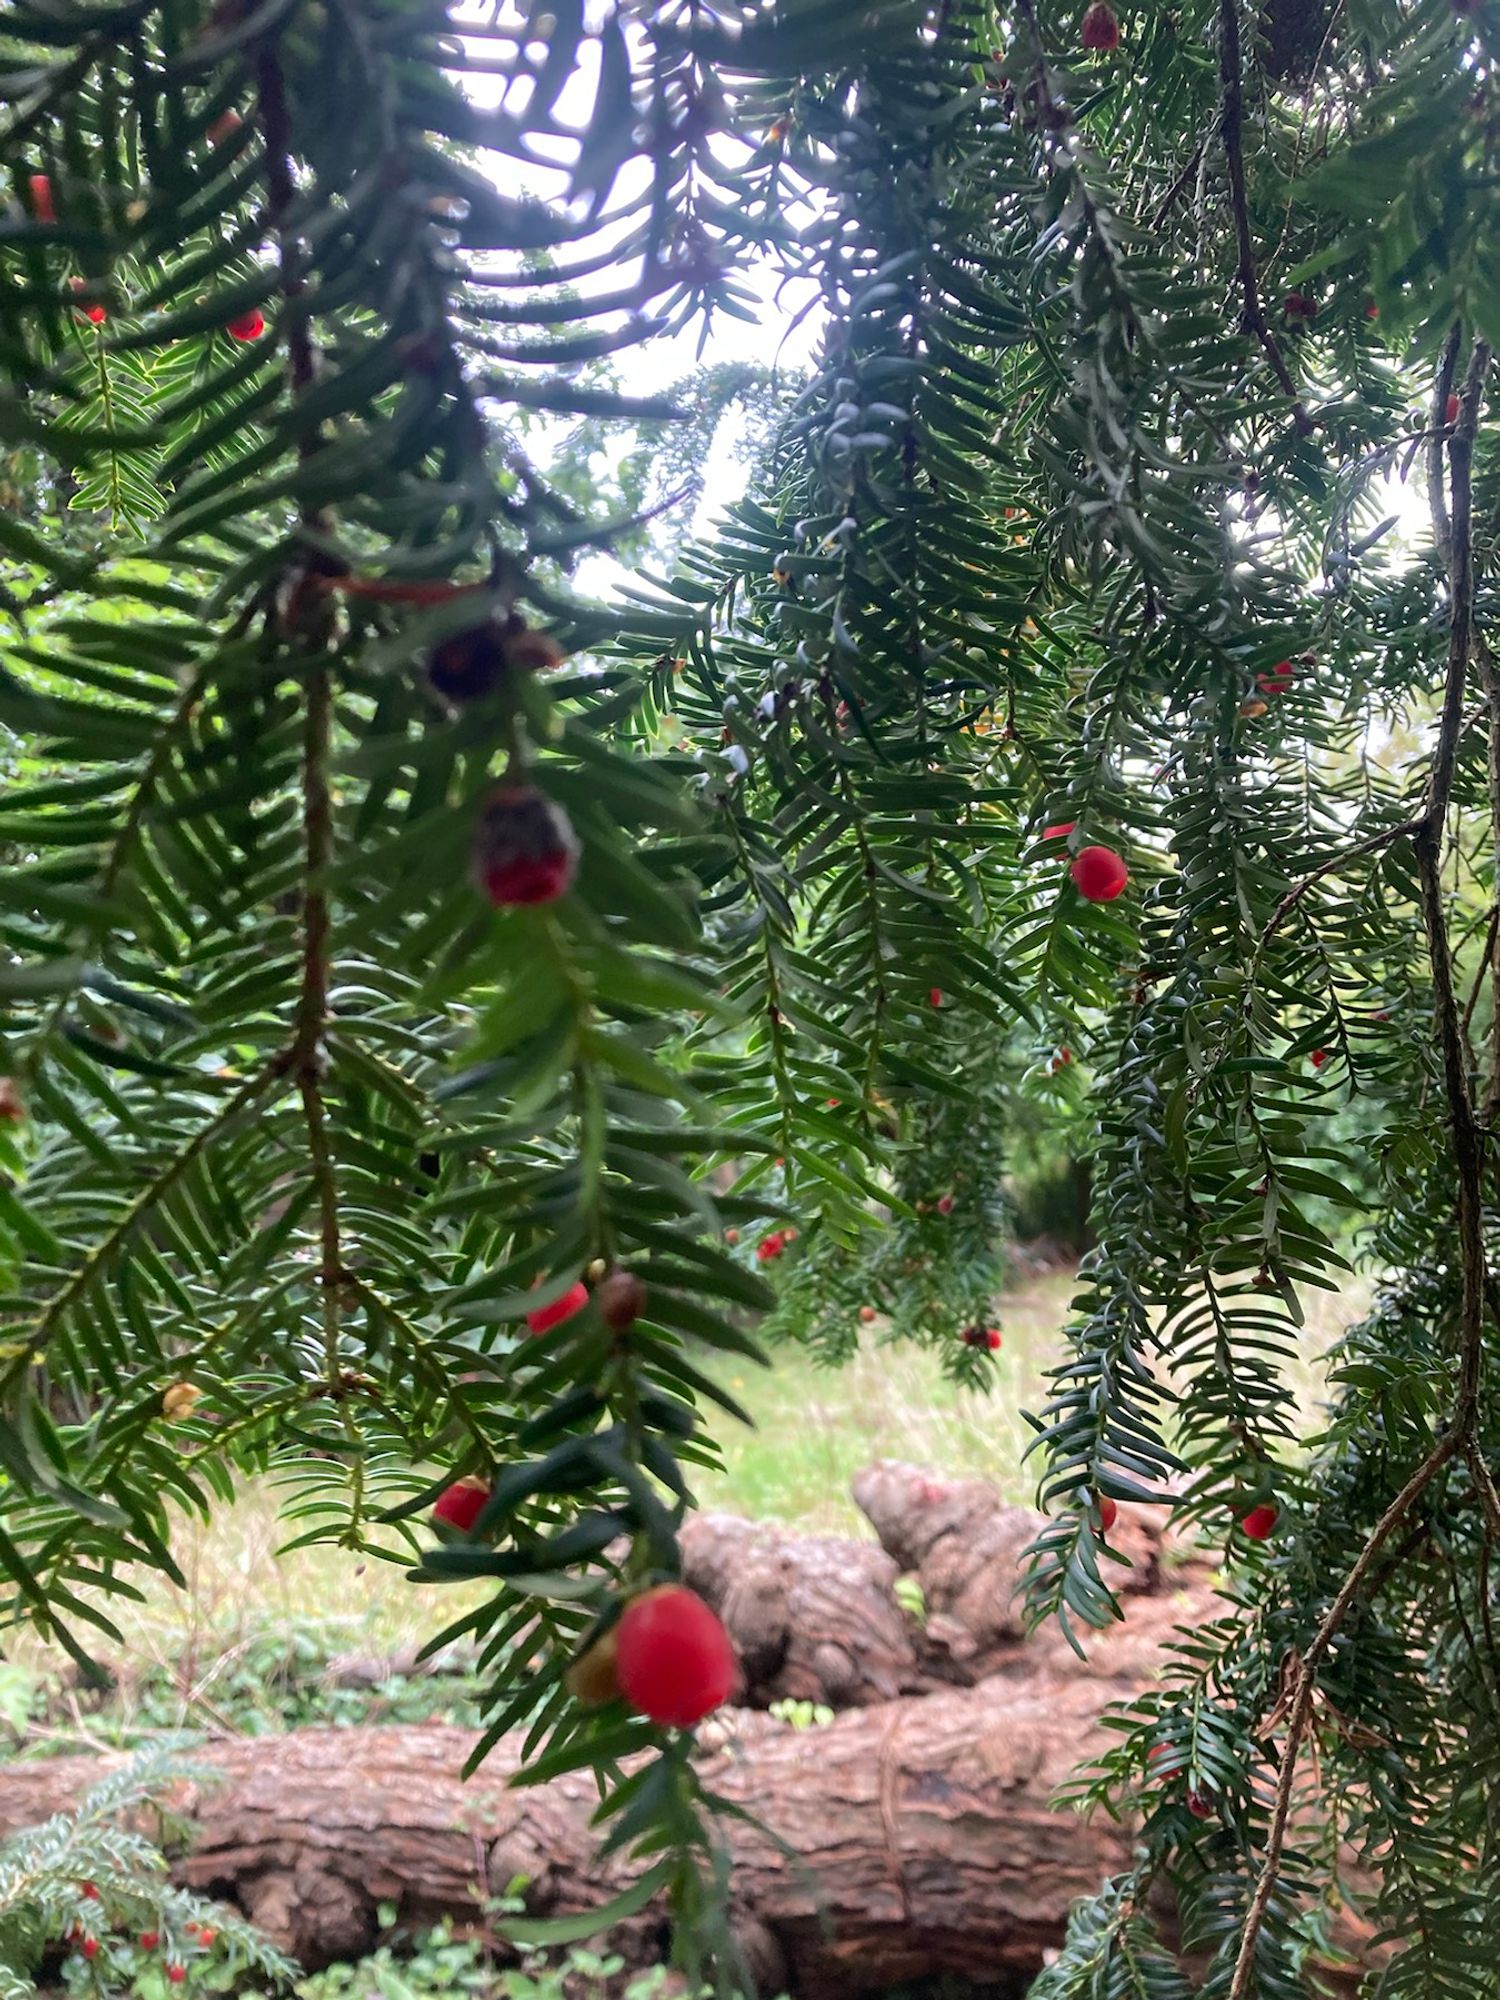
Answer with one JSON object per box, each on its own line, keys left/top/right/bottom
{"left": 1228, "top": 334, "right": 1492, "bottom": 2000}
{"left": 1217, "top": 0, "right": 1313, "bottom": 436}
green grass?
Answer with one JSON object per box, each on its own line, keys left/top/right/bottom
{"left": 696, "top": 1270, "right": 1370, "bottom": 1536}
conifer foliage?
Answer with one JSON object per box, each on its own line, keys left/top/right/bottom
{"left": 1, "top": 0, "right": 1499, "bottom": 1990}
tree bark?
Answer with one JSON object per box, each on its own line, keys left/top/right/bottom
{"left": 681, "top": 1460, "right": 1214, "bottom": 1709}
{"left": 0, "top": 1686, "right": 1136, "bottom": 1992}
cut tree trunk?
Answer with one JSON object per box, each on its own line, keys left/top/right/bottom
{"left": 0, "top": 1685, "right": 1137, "bottom": 1993}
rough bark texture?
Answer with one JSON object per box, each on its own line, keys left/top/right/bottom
{"left": 681, "top": 1460, "right": 1214, "bottom": 1708}
{"left": 0, "top": 1688, "right": 1134, "bottom": 1992}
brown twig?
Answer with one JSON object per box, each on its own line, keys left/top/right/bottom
{"left": 1218, "top": 0, "right": 1313, "bottom": 436}
{"left": 1228, "top": 336, "right": 1491, "bottom": 2000}
{"left": 1149, "top": 137, "right": 1206, "bottom": 233}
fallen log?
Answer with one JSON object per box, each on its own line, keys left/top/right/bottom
{"left": 0, "top": 1686, "right": 1138, "bottom": 1990}
{"left": 680, "top": 1462, "right": 1215, "bottom": 1709}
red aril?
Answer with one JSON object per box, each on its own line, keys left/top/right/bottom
{"left": 1041, "top": 821, "right": 1076, "bottom": 840}
{"left": 1256, "top": 661, "right": 1294, "bottom": 696}
{"left": 471, "top": 785, "right": 579, "bottom": 908}
{"left": 227, "top": 309, "right": 265, "bottom": 341}
{"left": 432, "top": 1477, "right": 490, "bottom": 1532}
{"left": 526, "top": 1280, "right": 589, "bottom": 1336}
{"left": 29, "top": 174, "right": 54, "bottom": 223}
{"left": 1445, "top": 392, "right": 1460, "bottom": 425}
{"left": 614, "top": 1584, "right": 737, "bottom": 1727}
{"left": 1080, "top": 2, "right": 1120, "bottom": 50}
{"left": 1097, "top": 1494, "right": 1118, "bottom": 1532}
{"left": 1070, "top": 845, "right": 1129, "bottom": 902}
{"left": 1239, "top": 1502, "right": 1279, "bottom": 1541}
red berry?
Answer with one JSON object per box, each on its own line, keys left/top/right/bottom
{"left": 1097, "top": 1494, "right": 1118, "bottom": 1532}
{"left": 139, "top": 1934, "right": 160, "bottom": 1951}
{"left": 80, "top": 1883, "right": 99, "bottom": 1901}
{"left": 1186, "top": 1789, "right": 1215, "bottom": 1819}
{"left": 168, "top": 1965, "right": 187, "bottom": 1984}
{"left": 936, "top": 1193, "right": 955, "bottom": 1215}
{"left": 68, "top": 281, "right": 108, "bottom": 324}
{"left": 1147, "top": 1742, "right": 1174, "bottom": 1773}
{"left": 1310, "top": 1048, "right": 1328, "bottom": 1070}
{"left": 82, "top": 1938, "right": 99, "bottom": 1960}
{"left": 1256, "top": 660, "right": 1295, "bottom": 696}
{"left": 1057, "top": 1046, "right": 1073, "bottom": 1065}
{"left": 1070, "top": 845, "right": 1129, "bottom": 902}
{"left": 615, "top": 1584, "right": 737, "bottom": 1727}
{"left": 962, "top": 1325, "right": 1001, "bottom": 1350}
{"left": 724, "top": 1227, "right": 739, "bottom": 1245}
{"left": 756, "top": 1232, "right": 785, "bottom": 1263}
{"left": 1364, "top": 300, "right": 1379, "bottom": 321}
{"left": 525, "top": 1279, "right": 589, "bottom": 1336}
{"left": 432, "top": 1477, "right": 490, "bottom": 1532}
{"left": 471, "top": 785, "right": 579, "bottom": 908}
{"left": 929, "top": 986, "right": 944, "bottom": 1007}
{"left": 1373, "top": 1009, "right": 1390, "bottom": 1023}
{"left": 1283, "top": 292, "right": 1316, "bottom": 324}
{"left": 227, "top": 309, "right": 265, "bottom": 341}
{"left": 1445, "top": 392, "right": 1460, "bottom": 425}
{"left": 28, "top": 174, "right": 54, "bottom": 223}
{"left": 1041, "top": 820, "right": 1077, "bottom": 840}
{"left": 859, "top": 1305, "right": 878, "bottom": 1324}
{"left": 986, "top": 1328, "right": 1001, "bottom": 1351}
{"left": 427, "top": 621, "right": 507, "bottom": 704}
{"left": 1239, "top": 1502, "right": 1279, "bottom": 1541}
{"left": 206, "top": 109, "right": 243, "bottom": 145}
{"left": 196, "top": 1930, "right": 215, "bottom": 1947}
{"left": 1080, "top": 1, "right": 1120, "bottom": 50}
{"left": 595, "top": 1269, "right": 645, "bottom": 1331}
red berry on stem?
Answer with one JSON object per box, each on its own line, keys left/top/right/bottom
{"left": 1364, "top": 300, "right": 1379, "bottom": 321}
{"left": 471, "top": 785, "right": 579, "bottom": 908}
{"left": 1041, "top": 820, "right": 1077, "bottom": 840}
{"left": 80, "top": 1882, "right": 99, "bottom": 1901}
{"left": 615, "top": 1584, "right": 737, "bottom": 1727}
{"left": 196, "top": 1929, "right": 216, "bottom": 1948}
{"left": 1310, "top": 1048, "right": 1328, "bottom": 1070}
{"left": 525, "top": 1279, "right": 589, "bottom": 1336}
{"left": 82, "top": 1939, "right": 99, "bottom": 1960}
{"left": 1070, "top": 845, "right": 1129, "bottom": 902}
{"left": 859, "top": 1305, "right": 878, "bottom": 1324}
{"left": 432, "top": 1477, "right": 491, "bottom": 1532}
{"left": 756, "top": 1232, "right": 785, "bottom": 1263}
{"left": 936, "top": 1193, "right": 955, "bottom": 1216}
{"left": 207, "top": 109, "right": 243, "bottom": 145}
{"left": 1445, "top": 392, "right": 1460, "bottom": 425}
{"left": 1080, "top": 1, "right": 1120, "bottom": 51}
{"left": 427, "top": 621, "right": 507, "bottom": 704}
{"left": 168, "top": 1965, "right": 187, "bottom": 1984}
{"left": 929, "top": 986, "right": 943, "bottom": 1007}
{"left": 1239, "top": 1502, "right": 1279, "bottom": 1541}
{"left": 1256, "top": 661, "right": 1294, "bottom": 696}
{"left": 28, "top": 174, "right": 54, "bottom": 223}
{"left": 1186, "top": 1788, "right": 1215, "bottom": 1820}
{"left": 227, "top": 308, "right": 265, "bottom": 341}
{"left": 1283, "top": 291, "right": 1316, "bottom": 324}
{"left": 596, "top": 1268, "right": 646, "bottom": 1331}
{"left": 139, "top": 1934, "right": 160, "bottom": 1951}
{"left": 1097, "top": 1494, "right": 1118, "bottom": 1532}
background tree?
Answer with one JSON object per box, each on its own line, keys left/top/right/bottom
{"left": 2, "top": 0, "right": 1499, "bottom": 1995}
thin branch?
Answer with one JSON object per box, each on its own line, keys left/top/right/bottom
{"left": 257, "top": 40, "right": 343, "bottom": 1388}
{"left": 1218, "top": 0, "right": 1313, "bottom": 436}
{"left": 1149, "top": 137, "right": 1206, "bottom": 233}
